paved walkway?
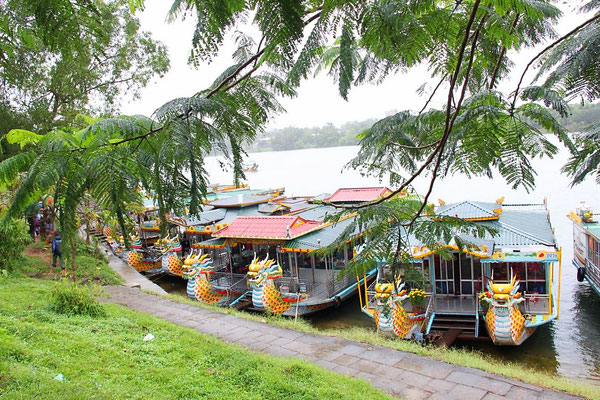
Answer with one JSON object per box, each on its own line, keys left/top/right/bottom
{"left": 103, "top": 286, "right": 579, "bottom": 400}
{"left": 100, "top": 247, "right": 167, "bottom": 295}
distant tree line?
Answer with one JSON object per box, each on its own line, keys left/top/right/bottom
{"left": 559, "top": 103, "right": 600, "bottom": 132}
{"left": 248, "top": 119, "right": 377, "bottom": 152}
{"left": 248, "top": 103, "right": 600, "bottom": 153}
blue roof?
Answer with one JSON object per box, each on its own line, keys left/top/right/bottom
{"left": 437, "top": 201, "right": 500, "bottom": 220}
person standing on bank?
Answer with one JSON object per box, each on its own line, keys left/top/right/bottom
{"left": 52, "top": 232, "right": 64, "bottom": 270}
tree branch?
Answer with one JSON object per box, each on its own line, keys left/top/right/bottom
{"left": 325, "top": 0, "right": 482, "bottom": 212}
{"left": 510, "top": 12, "right": 600, "bottom": 112}
{"left": 419, "top": 75, "right": 446, "bottom": 114}
{"left": 489, "top": 12, "right": 520, "bottom": 90}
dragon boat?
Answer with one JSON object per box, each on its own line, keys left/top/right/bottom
{"left": 360, "top": 198, "right": 561, "bottom": 346}
{"left": 568, "top": 205, "right": 600, "bottom": 296}
{"left": 156, "top": 235, "right": 183, "bottom": 277}
{"left": 182, "top": 251, "right": 246, "bottom": 305}
{"left": 199, "top": 188, "right": 393, "bottom": 315}
{"left": 366, "top": 275, "right": 426, "bottom": 339}
{"left": 244, "top": 256, "right": 307, "bottom": 314}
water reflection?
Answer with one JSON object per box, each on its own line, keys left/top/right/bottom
{"left": 571, "top": 284, "right": 600, "bottom": 382}
{"left": 455, "top": 323, "right": 558, "bottom": 373}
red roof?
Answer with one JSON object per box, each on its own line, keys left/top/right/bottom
{"left": 213, "top": 216, "right": 323, "bottom": 240}
{"left": 327, "top": 187, "right": 393, "bottom": 203}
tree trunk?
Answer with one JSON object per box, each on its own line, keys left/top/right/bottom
{"left": 69, "top": 235, "right": 77, "bottom": 282}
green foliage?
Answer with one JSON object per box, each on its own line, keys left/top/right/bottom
{"left": 49, "top": 281, "right": 106, "bottom": 317}
{"left": 0, "top": 0, "right": 170, "bottom": 132}
{"left": 350, "top": 90, "right": 570, "bottom": 192}
{"left": 0, "top": 219, "right": 32, "bottom": 271}
{"left": 5, "top": 129, "right": 43, "bottom": 149}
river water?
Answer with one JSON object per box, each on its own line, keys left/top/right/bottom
{"left": 192, "top": 143, "right": 599, "bottom": 384}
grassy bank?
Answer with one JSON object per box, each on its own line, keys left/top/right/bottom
{"left": 154, "top": 292, "right": 600, "bottom": 399}
{"left": 21, "top": 240, "right": 123, "bottom": 285}
{"left": 0, "top": 277, "right": 392, "bottom": 400}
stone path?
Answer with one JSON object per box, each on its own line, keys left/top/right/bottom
{"left": 100, "top": 247, "right": 167, "bottom": 295}
{"left": 103, "top": 286, "right": 579, "bottom": 400}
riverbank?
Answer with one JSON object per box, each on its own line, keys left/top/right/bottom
{"left": 105, "top": 285, "right": 589, "bottom": 399}
{"left": 15, "top": 242, "right": 599, "bottom": 398}
{"left": 144, "top": 288, "right": 597, "bottom": 399}
{"left": 95, "top": 241, "right": 597, "bottom": 398}
{"left": 0, "top": 277, "right": 391, "bottom": 400}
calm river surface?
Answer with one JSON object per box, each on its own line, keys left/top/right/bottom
{"left": 186, "top": 143, "right": 599, "bottom": 384}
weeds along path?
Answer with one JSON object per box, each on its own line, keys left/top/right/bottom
{"left": 103, "top": 286, "right": 582, "bottom": 400}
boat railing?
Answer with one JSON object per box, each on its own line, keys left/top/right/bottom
{"left": 275, "top": 277, "right": 312, "bottom": 295}
{"left": 522, "top": 293, "right": 550, "bottom": 314}
{"left": 209, "top": 272, "right": 248, "bottom": 294}
{"left": 327, "top": 272, "right": 355, "bottom": 297}
{"left": 365, "top": 280, "right": 378, "bottom": 311}
{"left": 420, "top": 294, "right": 435, "bottom": 333}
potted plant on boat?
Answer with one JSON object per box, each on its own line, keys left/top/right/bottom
{"left": 478, "top": 291, "right": 491, "bottom": 313}
{"left": 408, "top": 288, "right": 426, "bottom": 314}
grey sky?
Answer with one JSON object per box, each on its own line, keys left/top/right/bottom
{"left": 122, "top": 1, "right": 584, "bottom": 129}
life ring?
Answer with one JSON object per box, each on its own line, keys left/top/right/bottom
{"left": 577, "top": 267, "right": 586, "bottom": 282}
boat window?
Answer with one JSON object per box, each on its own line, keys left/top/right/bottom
{"left": 526, "top": 262, "right": 545, "bottom": 280}
{"left": 526, "top": 281, "right": 546, "bottom": 294}
{"left": 460, "top": 253, "right": 471, "bottom": 279}
{"left": 473, "top": 257, "right": 483, "bottom": 293}
{"left": 434, "top": 255, "right": 441, "bottom": 280}
{"left": 314, "top": 254, "right": 327, "bottom": 270}
{"left": 491, "top": 263, "right": 508, "bottom": 282}
{"left": 297, "top": 252, "right": 312, "bottom": 269}
{"left": 511, "top": 262, "right": 527, "bottom": 292}
{"left": 461, "top": 281, "right": 473, "bottom": 295}
{"left": 434, "top": 256, "right": 455, "bottom": 294}
{"left": 333, "top": 248, "right": 345, "bottom": 269}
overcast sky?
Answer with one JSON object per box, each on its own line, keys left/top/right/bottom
{"left": 121, "top": 1, "right": 584, "bottom": 129}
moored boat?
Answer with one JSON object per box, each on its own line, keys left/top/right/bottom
{"left": 360, "top": 198, "right": 562, "bottom": 346}
{"left": 568, "top": 205, "right": 600, "bottom": 296}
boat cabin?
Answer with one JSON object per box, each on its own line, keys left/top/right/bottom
{"left": 568, "top": 206, "right": 600, "bottom": 296}
{"left": 362, "top": 198, "right": 561, "bottom": 346}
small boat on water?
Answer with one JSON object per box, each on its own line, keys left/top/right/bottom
{"left": 361, "top": 198, "right": 562, "bottom": 346}
{"left": 242, "top": 160, "right": 258, "bottom": 172}
{"left": 568, "top": 205, "right": 600, "bottom": 296}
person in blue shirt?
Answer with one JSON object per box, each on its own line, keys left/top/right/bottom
{"left": 52, "top": 232, "right": 64, "bottom": 270}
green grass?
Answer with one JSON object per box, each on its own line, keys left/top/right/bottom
{"left": 20, "top": 240, "right": 123, "bottom": 286}
{"left": 0, "top": 277, "right": 392, "bottom": 400}
{"left": 151, "top": 292, "right": 600, "bottom": 399}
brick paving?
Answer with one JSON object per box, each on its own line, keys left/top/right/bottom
{"left": 102, "top": 285, "right": 580, "bottom": 400}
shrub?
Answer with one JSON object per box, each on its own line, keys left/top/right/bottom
{"left": 49, "top": 281, "right": 106, "bottom": 317}
{"left": 0, "top": 219, "right": 32, "bottom": 271}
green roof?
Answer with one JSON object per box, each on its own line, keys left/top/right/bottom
{"left": 283, "top": 218, "right": 354, "bottom": 251}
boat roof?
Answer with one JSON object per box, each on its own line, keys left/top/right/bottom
{"left": 410, "top": 201, "right": 557, "bottom": 259}
{"left": 294, "top": 205, "right": 339, "bottom": 220}
{"left": 258, "top": 197, "right": 315, "bottom": 215}
{"left": 437, "top": 201, "right": 502, "bottom": 221}
{"left": 326, "top": 187, "right": 392, "bottom": 203}
{"left": 208, "top": 190, "right": 284, "bottom": 207}
{"left": 282, "top": 217, "right": 355, "bottom": 252}
{"left": 213, "top": 216, "right": 324, "bottom": 240}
